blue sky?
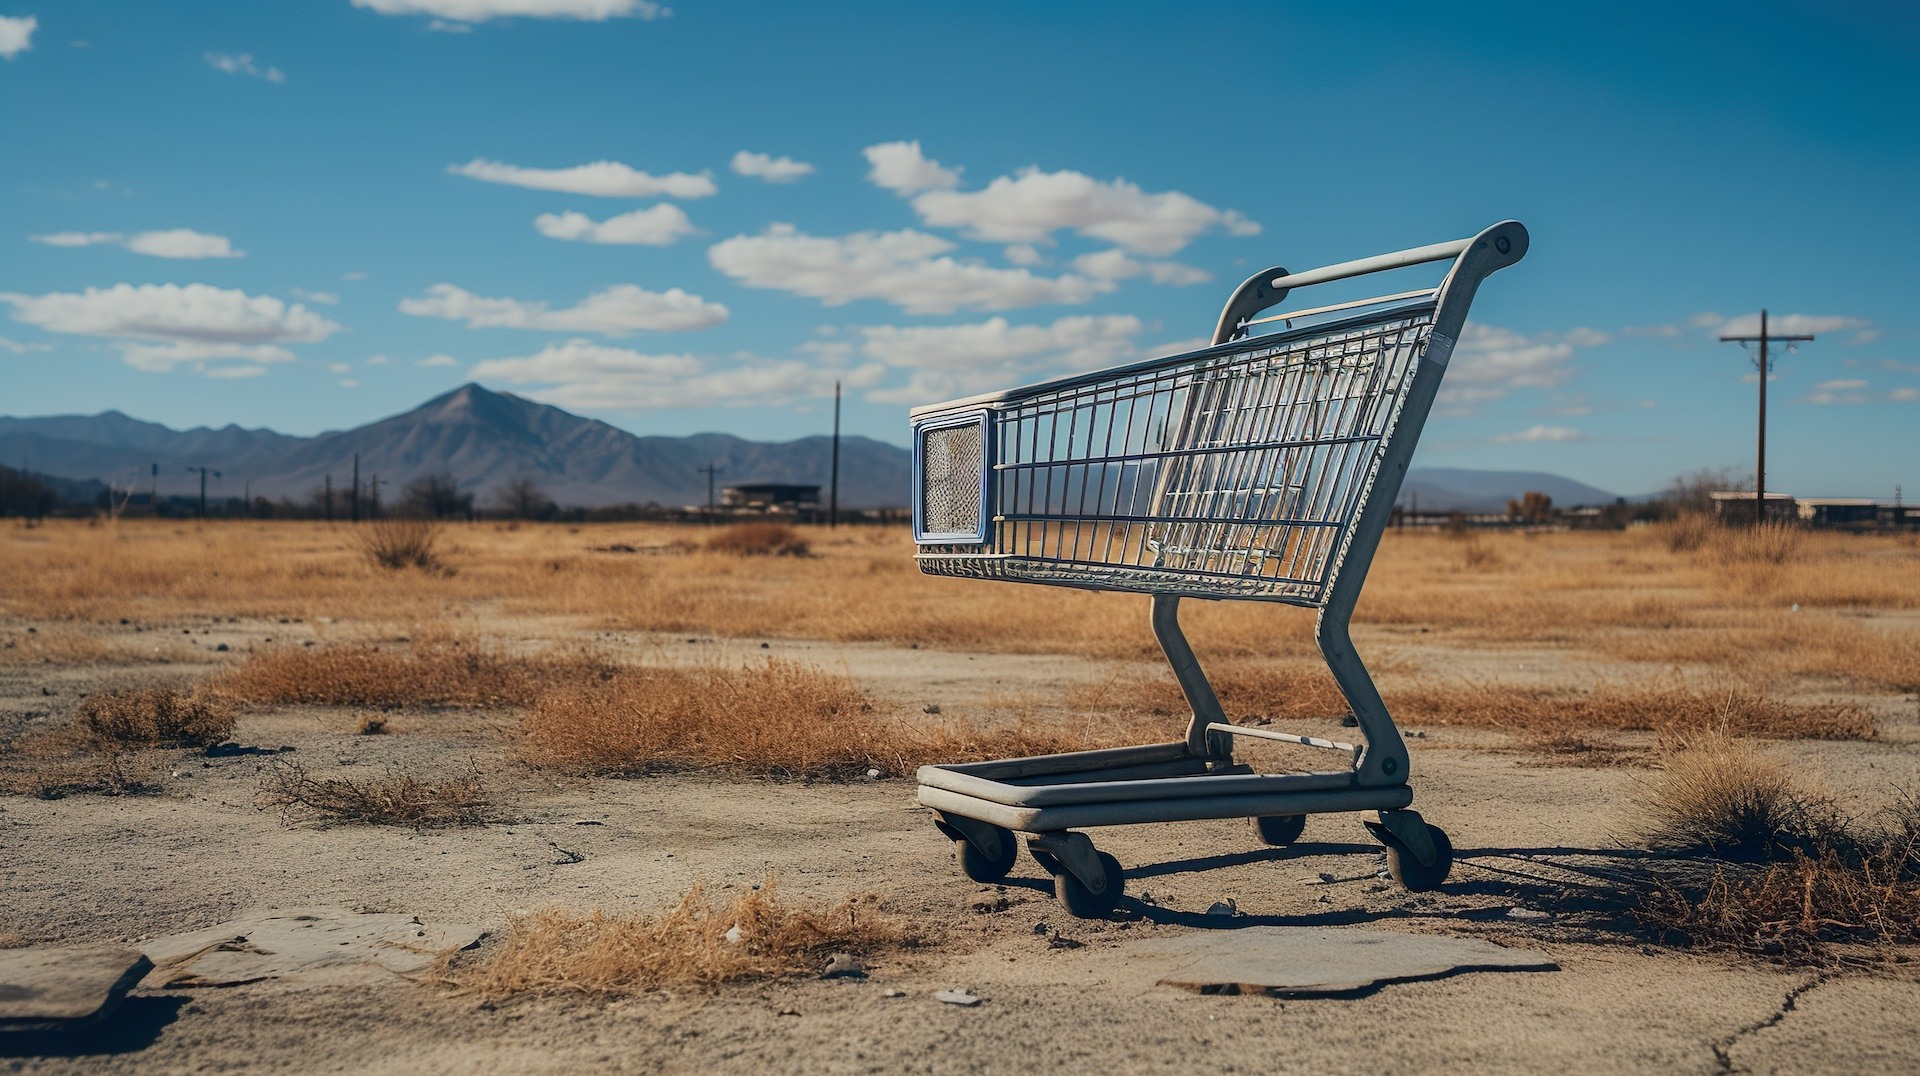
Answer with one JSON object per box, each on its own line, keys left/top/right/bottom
{"left": 1, "top": 1, "right": 1915, "bottom": 498}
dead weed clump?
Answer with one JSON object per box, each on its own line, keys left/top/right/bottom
{"left": 356, "top": 517, "right": 444, "bottom": 572}
{"left": 258, "top": 759, "right": 493, "bottom": 827}
{"left": 446, "top": 880, "right": 900, "bottom": 999}
{"left": 218, "top": 636, "right": 612, "bottom": 709}
{"left": 705, "top": 522, "right": 810, "bottom": 557}
{"left": 521, "top": 659, "right": 885, "bottom": 779}
{"left": 1632, "top": 735, "right": 1920, "bottom": 963}
{"left": 76, "top": 686, "right": 237, "bottom": 749}
{"left": 1393, "top": 679, "right": 1872, "bottom": 742}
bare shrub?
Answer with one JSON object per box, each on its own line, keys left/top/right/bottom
{"left": 357, "top": 516, "right": 443, "bottom": 571}
{"left": 258, "top": 759, "right": 493, "bottom": 827}
{"left": 705, "top": 522, "right": 809, "bottom": 557}
{"left": 1657, "top": 512, "right": 1719, "bottom": 553}
{"left": 0, "top": 745, "right": 165, "bottom": 799}
{"left": 1461, "top": 537, "right": 1503, "bottom": 570}
{"left": 77, "top": 686, "right": 236, "bottom": 748}
{"left": 1708, "top": 519, "right": 1804, "bottom": 566}
{"left": 1637, "top": 729, "right": 1838, "bottom": 859}
{"left": 353, "top": 712, "right": 389, "bottom": 735}
{"left": 217, "top": 636, "right": 612, "bottom": 709}
{"left": 1638, "top": 852, "right": 1920, "bottom": 964}
{"left": 445, "top": 879, "right": 900, "bottom": 998}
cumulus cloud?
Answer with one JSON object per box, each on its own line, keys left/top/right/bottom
{"left": 862, "top": 141, "right": 961, "bottom": 195}
{"left": 1806, "top": 378, "right": 1919, "bottom": 406}
{"left": 872, "top": 147, "right": 1259, "bottom": 255}
{"left": 534, "top": 203, "right": 695, "bottom": 246}
{"left": 204, "top": 364, "right": 269, "bottom": 379}
{"left": 205, "top": 52, "right": 284, "bottom": 82}
{"left": 1003, "top": 244, "right": 1044, "bottom": 267}
{"left": 449, "top": 158, "right": 716, "bottom": 199}
{"left": 351, "top": 0, "right": 667, "bottom": 22}
{"left": 289, "top": 287, "right": 339, "bottom": 304}
{"left": 0, "top": 14, "right": 35, "bottom": 59}
{"left": 708, "top": 224, "right": 1110, "bottom": 315}
{"left": 1069, "top": 248, "right": 1209, "bottom": 286}
{"left": 1494, "top": 425, "right": 1585, "bottom": 443}
{"left": 398, "top": 282, "right": 727, "bottom": 333}
{"left": 1714, "top": 312, "right": 1867, "bottom": 338}
{"left": 0, "top": 284, "right": 339, "bottom": 374}
{"left": 417, "top": 354, "right": 459, "bottom": 367}
{"left": 470, "top": 337, "right": 884, "bottom": 410}
{"left": 853, "top": 314, "right": 1145, "bottom": 404}
{"left": 30, "top": 229, "right": 244, "bottom": 259}
{"left": 1435, "top": 324, "right": 1599, "bottom": 415}
{"left": 1893, "top": 387, "right": 1919, "bottom": 403}
{"left": 730, "top": 150, "right": 814, "bottom": 183}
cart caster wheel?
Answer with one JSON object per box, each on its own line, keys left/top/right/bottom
{"left": 1253, "top": 814, "right": 1306, "bottom": 847}
{"left": 1384, "top": 824, "right": 1453, "bottom": 892}
{"left": 1054, "top": 851, "right": 1125, "bottom": 919}
{"left": 1028, "top": 847, "right": 1062, "bottom": 877}
{"left": 954, "top": 826, "right": 1018, "bottom": 883}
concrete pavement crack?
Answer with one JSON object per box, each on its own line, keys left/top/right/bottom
{"left": 1711, "top": 973, "right": 1830, "bottom": 1073}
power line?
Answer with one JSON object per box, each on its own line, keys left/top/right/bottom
{"left": 1719, "top": 309, "right": 1813, "bottom": 526}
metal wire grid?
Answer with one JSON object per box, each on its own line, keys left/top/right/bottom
{"left": 916, "top": 303, "right": 1437, "bottom": 605}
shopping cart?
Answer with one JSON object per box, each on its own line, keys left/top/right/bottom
{"left": 912, "top": 221, "right": 1529, "bottom": 917}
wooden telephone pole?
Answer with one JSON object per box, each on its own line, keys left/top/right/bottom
{"left": 699, "top": 462, "right": 722, "bottom": 522}
{"left": 1719, "top": 310, "right": 1813, "bottom": 526}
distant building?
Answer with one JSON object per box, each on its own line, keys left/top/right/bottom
{"left": 1796, "top": 497, "right": 1878, "bottom": 526}
{"left": 721, "top": 482, "right": 820, "bottom": 514}
{"left": 1709, "top": 491, "right": 1797, "bottom": 523}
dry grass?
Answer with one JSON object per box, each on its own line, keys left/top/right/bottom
{"left": 0, "top": 747, "right": 166, "bottom": 800}
{"left": 257, "top": 759, "right": 494, "bottom": 827}
{"left": 445, "top": 879, "right": 901, "bottom": 998}
{"left": 357, "top": 517, "right": 444, "bottom": 571}
{"left": 1069, "top": 658, "right": 1351, "bottom": 723}
{"left": 1632, "top": 734, "right": 1920, "bottom": 963}
{"left": 76, "top": 686, "right": 237, "bottom": 748}
{"left": 216, "top": 635, "right": 614, "bottom": 709}
{"left": 1391, "top": 679, "right": 1872, "bottom": 741}
{"left": 705, "top": 521, "right": 809, "bottom": 557}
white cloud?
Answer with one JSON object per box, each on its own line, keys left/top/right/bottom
{"left": 730, "top": 150, "right": 814, "bottom": 183}
{"left": 533, "top": 203, "right": 694, "bottom": 246}
{"left": 426, "top": 19, "right": 474, "bottom": 32}
{"left": 339, "top": 378, "right": 361, "bottom": 388}
{"left": 327, "top": 362, "right": 353, "bottom": 374}
{"left": 862, "top": 141, "right": 961, "bottom": 195}
{"left": 0, "top": 15, "right": 37, "bottom": 59}
{"left": 417, "top": 354, "right": 459, "bottom": 367}
{"left": 853, "top": 315, "right": 1148, "bottom": 404}
{"left": 708, "top": 224, "right": 1110, "bottom": 315}
{"left": 1436, "top": 324, "right": 1594, "bottom": 415}
{"left": 1816, "top": 379, "right": 1868, "bottom": 391}
{"left": 1893, "top": 387, "right": 1919, "bottom": 403}
{"left": 1494, "top": 425, "right": 1585, "bottom": 443}
{"left": 30, "top": 229, "right": 244, "bottom": 259}
{"left": 1068, "top": 248, "right": 1209, "bottom": 286}
{"left": 1807, "top": 379, "right": 1919, "bottom": 406}
{"left": 1686, "top": 311, "right": 1724, "bottom": 329}
{"left": 1715, "top": 312, "right": 1867, "bottom": 338}
{"left": 1562, "top": 327, "right": 1612, "bottom": 347}
{"left": 398, "top": 282, "right": 727, "bottom": 333}
{"left": 365, "top": 354, "right": 389, "bottom": 365}
{"left": 204, "top": 364, "right": 269, "bottom": 379}
{"left": 0, "top": 336, "right": 51, "bottom": 354}
{"left": 1003, "top": 244, "right": 1044, "bottom": 267}
{"left": 289, "top": 287, "right": 339, "bottom": 304}
{"left": 448, "top": 158, "right": 714, "bottom": 198}
{"left": 469, "top": 337, "right": 884, "bottom": 410}
{"left": 205, "top": 52, "right": 285, "bottom": 83}
{"left": 0, "top": 284, "right": 339, "bottom": 372}
{"left": 886, "top": 152, "right": 1260, "bottom": 255}
{"left": 352, "top": 0, "right": 667, "bottom": 22}
{"left": 1852, "top": 329, "right": 1882, "bottom": 345}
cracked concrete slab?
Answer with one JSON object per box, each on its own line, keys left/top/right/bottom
{"left": 1130, "top": 926, "right": 1557, "bottom": 997}
{"left": 0, "top": 947, "right": 152, "bottom": 1032}
{"left": 141, "top": 909, "right": 483, "bottom": 989}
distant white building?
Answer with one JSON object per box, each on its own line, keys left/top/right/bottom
{"left": 1709, "top": 490, "right": 1796, "bottom": 523}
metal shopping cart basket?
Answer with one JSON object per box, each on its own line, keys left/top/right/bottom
{"left": 911, "top": 221, "right": 1529, "bottom": 917}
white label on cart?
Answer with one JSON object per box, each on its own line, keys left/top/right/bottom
{"left": 1424, "top": 332, "right": 1455, "bottom": 366}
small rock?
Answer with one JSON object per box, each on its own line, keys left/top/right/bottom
{"left": 776, "top": 1006, "right": 801, "bottom": 1017}
{"left": 759, "top": 642, "right": 770, "bottom": 649}
{"left": 881, "top": 989, "right": 906, "bottom": 999}
{"left": 1505, "top": 907, "right": 1551, "bottom": 920}
{"left": 1046, "top": 934, "right": 1082, "bottom": 950}
{"left": 933, "top": 989, "right": 980, "bottom": 1007}
{"left": 1205, "top": 899, "right": 1238, "bottom": 917}
{"left": 1339, "top": 713, "right": 1358, "bottom": 727}
{"left": 215, "top": 643, "right": 230, "bottom": 652}
{"left": 1032, "top": 922, "right": 1048, "bottom": 934}
{"left": 821, "top": 953, "right": 864, "bottom": 979}
{"left": 573, "top": 819, "right": 604, "bottom": 826}
{"left": 865, "top": 768, "right": 882, "bottom": 780}
{"left": 922, "top": 704, "right": 941, "bottom": 714}
{"left": 723, "top": 926, "right": 744, "bottom": 945}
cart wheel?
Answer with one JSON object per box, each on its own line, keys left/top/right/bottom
{"left": 954, "top": 827, "right": 1018, "bottom": 883}
{"left": 1054, "top": 851, "right": 1125, "bottom": 919}
{"left": 1383, "top": 824, "right": 1454, "bottom": 892}
{"left": 1253, "top": 814, "right": 1306, "bottom": 847}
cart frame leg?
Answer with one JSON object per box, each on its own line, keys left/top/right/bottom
{"left": 932, "top": 810, "right": 1008, "bottom": 863}
{"left": 1026, "top": 832, "right": 1110, "bottom": 894}
{"left": 1362, "top": 808, "right": 1438, "bottom": 867}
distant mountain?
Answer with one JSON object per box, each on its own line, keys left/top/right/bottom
{"left": 1402, "top": 468, "right": 1618, "bottom": 513}
{"left": 0, "top": 384, "right": 912, "bottom": 509}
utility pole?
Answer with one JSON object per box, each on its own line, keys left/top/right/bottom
{"left": 187, "top": 466, "right": 220, "bottom": 518}
{"left": 829, "top": 380, "right": 841, "bottom": 528}
{"left": 1720, "top": 310, "right": 1813, "bottom": 526}
{"left": 699, "top": 462, "right": 722, "bottom": 522}
{"left": 351, "top": 454, "right": 361, "bottom": 523}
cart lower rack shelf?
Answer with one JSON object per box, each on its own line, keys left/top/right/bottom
{"left": 912, "top": 221, "right": 1529, "bottom": 917}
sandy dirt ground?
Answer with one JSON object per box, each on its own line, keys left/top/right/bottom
{"left": 5, "top": 620, "right": 1920, "bottom": 1075}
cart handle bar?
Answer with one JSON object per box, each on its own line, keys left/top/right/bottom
{"left": 1269, "top": 236, "right": 1472, "bottom": 292}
